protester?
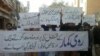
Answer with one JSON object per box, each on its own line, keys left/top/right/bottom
{"left": 76, "top": 23, "right": 82, "bottom": 31}
{"left": 93, "top": 22, "right": 100, "bottom": 56}
{"left": 79, "top": 22, "right": 92, "bottom": 56}
{"left": 83, "top": 22, "right": 91, "bottom": 31}
{"left": 60, "top": 23, "right": 79, "bottom": 56}
{"left": 40, "top": 25, "right": 57, "bottom": 56}
{"left": 93, "top": 22, "right": 100, "bottom": 44}
{"left": 6, "top": 23, "right": 13, "bottom": 30}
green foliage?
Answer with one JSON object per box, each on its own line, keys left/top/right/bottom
{"left": 49, "top": 1, "right": 67, "bottom": 8}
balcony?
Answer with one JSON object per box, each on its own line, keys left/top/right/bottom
{"left": 0, "top": 0, "right": 14, "bottom": 15}
{"left": 0, "top": 11, "right": 11, "bottom": 20}
{"left": 2, "top": 0, "right": 13, "bottom": 11}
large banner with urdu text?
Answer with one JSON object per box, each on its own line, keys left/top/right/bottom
{"left": 0, "top": 31, "right": 88, "bottom": 53}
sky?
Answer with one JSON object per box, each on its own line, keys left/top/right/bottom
{"left": 18, "top": 0, "right": 74, "bottom": 12}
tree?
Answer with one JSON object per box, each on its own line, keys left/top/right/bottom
{"left": 48, "top": 1, "right": 67, "bottom": 8}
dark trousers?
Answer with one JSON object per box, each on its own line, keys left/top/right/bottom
{"left": 80, "top": 49, "right": 92, "bottom": 56}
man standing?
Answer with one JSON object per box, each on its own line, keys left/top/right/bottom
{"left": 93, "top": 22, "right": 100, "bottom": 56}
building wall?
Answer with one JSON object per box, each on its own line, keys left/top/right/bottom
{"left": 0, "top": 0, "right": 18, "bottom": 30}
{"left": 71, "top": 0, "right": 100, "bottom": 15}
{"left": 87, "top": 0, "right": 100, "bottom": 14}
{"left": 67, "top": 0, "right": 87, "bottom": 14}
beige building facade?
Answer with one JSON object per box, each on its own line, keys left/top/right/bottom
{"left": 0, "top": 0, "right": 18, "bottom": 30}
{"left": 68, "top": 0, "right": 100, "bottom": 15}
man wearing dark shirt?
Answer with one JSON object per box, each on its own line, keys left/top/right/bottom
{"left": 93, "top": 22, "right": 100, "bottom": 56}
{"left": 93, "top": 25, "right": 100, "bottom": 44}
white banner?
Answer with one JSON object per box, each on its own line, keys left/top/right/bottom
{"left": 40, "top": 8, "right": 61, "bottom": 25}
{"left": 19, "top": 13, "right": 40, "bottom": 28}
{"left": 40, "top": 15, "right": 60, "bottom": 25}
{"left": 62, "top": 13, "right": 82, "bottom": 25}
{"left": 40, "top": 8, "right": 61, "bottom": 15}
{"left": 0, "top": 31, "right": 88, "bottom": 53}
{"left": 82, "top": 15, "right": 96, "bottom": 26}
{"left": 62, "top": 7, "right": 83, "bottom": 14}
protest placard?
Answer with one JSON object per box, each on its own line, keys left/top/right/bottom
{"left": 40, "top": 15, "right": 60, "bottom": 25}
{"left": 62, "top": 7, "right": 83, "bottom": 25}
{"left": 40, "top": 8, "right": 61, "bottom": 25}
{"left": 19, "top": 13, "right": 40, "bottom": 28}
{"left": 40, "top": 8, "right": 61, "bottom": 15}
{"left": 82, "top": 15, "right": 96, "bottom": 26}
{"left": 0, "top": 31, "right": 88, "bottom": 53}
{"left": 62, "top": 13, "right": 82, "bottom": 25}
{"left": 62, "top": 7, "right": 83, "bottom": 14}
